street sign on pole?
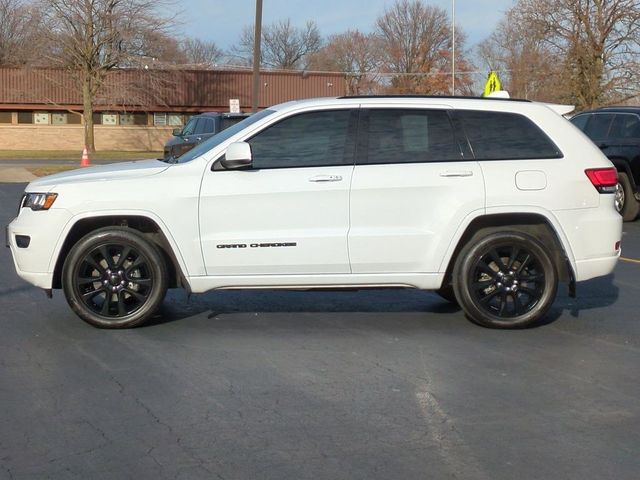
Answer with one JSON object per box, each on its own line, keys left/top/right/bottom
{"left": 229, "top": 99, "right": 240, "bottom": 113}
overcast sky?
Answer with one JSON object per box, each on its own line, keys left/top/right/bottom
{"left": 182, "top": 0, "right": 514, "bottom": 52}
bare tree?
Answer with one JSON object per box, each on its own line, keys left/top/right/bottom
{"left": 0, "top": 0, "right": 43, "bottom": 65}
{"left": 40, "top": 0, "right": 176, "bottom": 151}
{"left": 231, "top": 18, "right": 322, "bottom": 70}
{"left": 477, "top": 8, "right": 562, "bottom": 102}
{"left": 140, "top": 29, "right": 188, "bottom": 65}
{"left": 375, "top": 0, "right": 472, "bottom": 94}
{"left": 513, "top": 0, "right": 640, "bottom": 109}
{"left": 307, "top": 30, "right": 381, "bottom": 94}
{"left": 181, "top": 37, "right": 223, "bottom": 67}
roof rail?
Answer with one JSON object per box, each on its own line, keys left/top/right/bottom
{"left": 338, "top": 94, "right": 532, "bottom": 103}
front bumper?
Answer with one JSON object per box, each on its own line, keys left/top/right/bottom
{"left": 7, "top": 207, "right": 73, "bottom": 289}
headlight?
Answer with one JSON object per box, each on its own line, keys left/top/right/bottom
{"left": 22, "top": 193, "right": 58, "bottom": 211}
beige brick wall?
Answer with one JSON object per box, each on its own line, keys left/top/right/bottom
{"left": 0, "top": 125, "right": 174, "bottom": 151}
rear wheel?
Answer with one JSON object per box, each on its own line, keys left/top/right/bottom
{"left": 616, "top": 172, "right": 639, "bottom": 222}
{"left": 453, "top": 231, "right": 558, "bottom": 329}
{"left": 62, "top": 228, "right": 168, "bottom": 328}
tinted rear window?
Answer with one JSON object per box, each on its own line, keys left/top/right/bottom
{"left": 196, "top": 118, "right": 215, "bottom": 135}
{"left": 609, "top": 114, "right": 640, "bottom": 139}
{"left": 222, "top": 117, "right": 248, "bottom": 130}
{"left": 570, "top": 114, "right": 590, "bottom": 131}
{"left": 583, "top": 113, "right": 614, "bottom": 141}
{"left": 457, "top": 110, "right": 562, "bottom": 160}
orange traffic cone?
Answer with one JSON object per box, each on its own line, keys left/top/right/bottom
{"left": 80, "top": 147, "right": 91, "bottom": 167}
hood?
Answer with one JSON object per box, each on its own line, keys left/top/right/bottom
{"left": 26, "top": 159, "right": 170, "bottom": 191}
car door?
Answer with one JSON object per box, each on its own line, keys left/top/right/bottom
{"left": 196, "top": 117, "right": 216, "bottom": 144}
{"left": 607, "top": 113, "right": 640, "bottom": 162}
{"left": 179, "top": 118, "right": 204, "bottom": 154}
{"left": 199, "top": 108, "right": 357, "bottom": 276}
{"left": 348, "top": 106, "right": 485, "bottom": 273}
{"left": 583, "top": 113, "right": 615, "bottom": 147}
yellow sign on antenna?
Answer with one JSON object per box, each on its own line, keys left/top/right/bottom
{"left": 483, "top": 71, "right": 502, "bottom": 97}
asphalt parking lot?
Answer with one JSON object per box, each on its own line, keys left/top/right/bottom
{"left": 1, "top": 181, "right": 639, "bottom": 480}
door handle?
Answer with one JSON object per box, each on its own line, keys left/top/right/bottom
{"left": 439, "top": 171, "right": 474, "bottom": 177}
{"left": 309, "top": 175, "right": 343, "bottom": 182}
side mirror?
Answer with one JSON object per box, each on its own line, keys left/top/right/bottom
{"left": 172, "top": 128, "right": 183, "bottom": 136}
{"left": 220, "top": 142, "right": 253, "bottom": 170}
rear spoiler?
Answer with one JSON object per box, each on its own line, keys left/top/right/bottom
{"left": 485, "top": 91, "right": 576, "bottom": 116}
{"left": 544, "top": 103, "right": 575, "bottom": 116}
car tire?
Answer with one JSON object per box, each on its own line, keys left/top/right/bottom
{"left": 62, "top": 227, "right": 168, "bottom": 329}
{"left": 452, "top": 230, "right": 558, "bottom": 329}
{"left": 616, "top": 172, "right": 639, "bottom": 222}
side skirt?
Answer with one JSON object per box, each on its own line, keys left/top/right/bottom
{"left": 187, "top": 273, "right": 445, "bottom": 294}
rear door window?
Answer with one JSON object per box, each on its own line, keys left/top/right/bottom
{"left": 456, "top": 110, "right": 562, "bottom": 160}
{"left": 196, "top": 118, "right": 215, "bottom": 135}
{"left": 583, "top": 113, "right": 614, "bottom": 141}
{"left": 609, "top": 114, "right": 640, "bottom": 139}
{"left": 357, "top": 109, "right": 462, "bottom": 164}
{"left": 570, "top": 114, "right": 590, "bottom": 131}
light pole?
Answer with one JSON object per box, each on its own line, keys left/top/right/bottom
{"left": 252, "top": 0, "right": 263, "bottom": 113}
{"left": 451, "top": 0, "right": 455, "bottom": 95}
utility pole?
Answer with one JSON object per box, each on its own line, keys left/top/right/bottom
{"left": 451, "top": 0, "right": 455, "bottom": 95}
{"left": 252, "top": 0, "right": 263, "bottom": 113}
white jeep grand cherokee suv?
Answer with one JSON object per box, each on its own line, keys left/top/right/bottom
{"left": 6, "top": 96, "right": 622, "bottom": 329}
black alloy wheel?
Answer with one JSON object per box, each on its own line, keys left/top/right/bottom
{"left": 453, "top": 231, "right": 558, "bottom": 329}
{"left": 63, "top": 228, "right": 167, "bottom": 328}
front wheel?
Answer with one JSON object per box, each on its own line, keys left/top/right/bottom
{"left": 62, "top": 227, "right": 168, "bottom": 328}
{"left": 453, "top": 231, "right": 558, "bottom": 329}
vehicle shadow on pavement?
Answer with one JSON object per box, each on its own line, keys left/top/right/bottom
{"left": 551, "top": 274, "right": 620, "bottom": 321}
{"left": 146, "top": 274, "right": 621, "bottom": 329}
{"left": 149, "top": 288, "right": 463, "bottom": 328}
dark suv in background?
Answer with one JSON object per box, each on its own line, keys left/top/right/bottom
{"left": 571, "top": 107, "right": 640, "bottom": 221}
{"left": 164, "top": 112, "right": 251, "bottom": 162}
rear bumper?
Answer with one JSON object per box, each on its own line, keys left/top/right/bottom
{"left": 554, "top": 200, "right": 622, "bottom": 282}
{"left": 575, "top": 253, "right": 620, "bottom": 281}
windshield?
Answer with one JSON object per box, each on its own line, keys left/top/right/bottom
{"left": 180, "top": 117, "right": 198, "bottom": 136}
{"left": 176, "top": 109, "right": 276, "bottom": 163}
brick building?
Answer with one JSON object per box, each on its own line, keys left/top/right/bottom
{"left": 0, "top": 67, "right": 346, "bottom": 151}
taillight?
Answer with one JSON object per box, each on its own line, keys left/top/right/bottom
{"left": 585, "top": 168, "right": 618, "bottom": 193}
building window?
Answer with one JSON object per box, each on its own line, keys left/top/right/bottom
{"left": 34, "top": 112, "right": 50, "bottom": 125}
{"left": 168, "top": 114, "right": 183, "bottom": 126}
{"left": 0, "top": 111, "right": 12, "bottom": 124}
{"left": 119, "top": 113, "right": 147, "bottom": 126}
{"left": 68, "top": 113, "right": 82, "bottom": 125}
{"left": 17, "top": 112, "right": 33, "bottom": 124}
{"left": 51, "top": 113, "right": 67, "bottom": 125}
{"left": 120, "top": 113, "right": 135, "bottom": 126}
{"left": 102, "top": 113, "right": 117, "bottom": 126}
{"left": 154, "top": 113, "right": 167, "bottom": 126}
